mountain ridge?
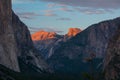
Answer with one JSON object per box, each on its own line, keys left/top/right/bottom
{"left": 31, "top": 30, "right": 58, "bottom": 41}
{"left": 31, "top": 28, "right": 81, "bottom": 41}
{"left": 46, "top": 17, "right": 120, "bottom": 73}
{"left": 31, "top": 28, "right": 81, "bottom": 59}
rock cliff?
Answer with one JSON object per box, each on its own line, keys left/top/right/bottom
{"left": 104, "top": 26, "right": 120, "bottom": 80}
{"left": 0, "top": 0, "right": 50, "bottom": 73}
{"left": 0, "top": 0, "right": 20, "bottom": 72}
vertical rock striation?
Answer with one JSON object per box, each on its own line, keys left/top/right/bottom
{"left": 104, "top": 27, "right": 120, "bottom": 80}
{"left": 0, "top": 0, "right": 20, "bottom": 71}
{"left": 0, "top": 0, "right": 50, "bottom": 73}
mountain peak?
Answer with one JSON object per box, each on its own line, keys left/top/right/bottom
{"left": 31, "top": 30, "right": 57, "bottom": 41}
{"left": 67, "top": 28, "right": 82, "bottom": 37}
{"left": 31, "top": 28, "right": 82, "bottom": 41}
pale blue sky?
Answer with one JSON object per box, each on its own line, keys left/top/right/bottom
{"left": 12, "top": 0, "right": 120, "bottom": 34}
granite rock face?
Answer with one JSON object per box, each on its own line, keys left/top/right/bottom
{"left": 0, "top": 0, "right": 20, "bottom": 72}
{"left": 67, "top": 28, "right": 81, "bottom": 37}
{"left": 31, "top": 31, "right": 59, "bottom": 41}
{"left": 104, "top": 26, "right": 120, "bottom": 80}
{"left": 0, "top": 0, "right": 50, "bottom": 73}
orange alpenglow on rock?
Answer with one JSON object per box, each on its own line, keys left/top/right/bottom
{"left": 67, "top": 28, "right": 82, "bottom": 37}
{"left": 31, "top": 30, "right": 57, "bottom": 41}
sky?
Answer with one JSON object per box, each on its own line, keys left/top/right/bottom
{"left": 12, "top": 0, "right": 120, "bottom": 34}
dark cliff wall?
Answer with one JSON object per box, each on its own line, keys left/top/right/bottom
{"left": 47, "top": 17, "right": 120, "bottom": 73}
{"left": 67, "top": 17, "right": 120, "bottom": 58}
{"left": 0, "top": 0, "right": 20, "bottom": 71}
{"left": 104, "top": 26, "right": 120, "bottom": 80}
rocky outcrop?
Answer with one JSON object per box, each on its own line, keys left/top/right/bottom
{"left": 0, "top": 0, "right": 20, "bottom": 72}
{"left": 47, "top": 17, "right": 120, "bottom": 73}
{"left": 104, "top": 27, "right": 120, "bottom": 80}
{"left": 67, "top": 28, "right": 81, "bottom": 37}
{"left": 31, "top": 31, "right": 59, "bottom": 41}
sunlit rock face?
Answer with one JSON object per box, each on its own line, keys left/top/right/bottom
{"left": 31, "top": 28, "right": 81, "bottom": 41}
{"left": 31, "top": 31, "right": 58, "bottom": 41}
{"left": 104, "top": 26, "right": 120, "bottom": 80}
{"left": 0, "top": 0, "right": 20, "bottom": 72}
{"left": 67, "top": 28, "right": 82, "bottom": 37}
